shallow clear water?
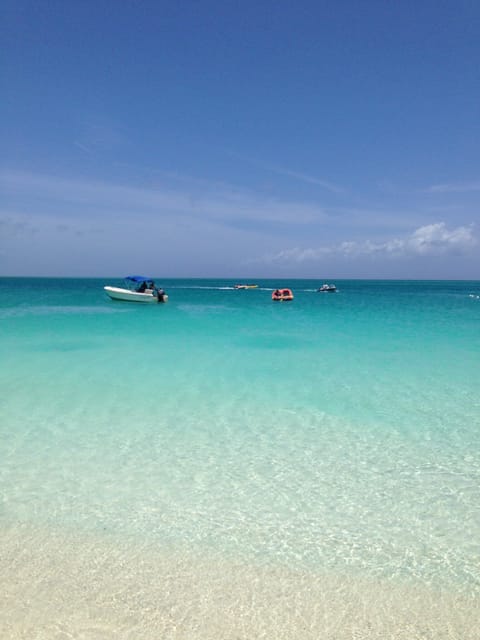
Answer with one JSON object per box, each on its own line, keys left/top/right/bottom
{"left": 1, "top": 278, "right": 479, "bottom": 603}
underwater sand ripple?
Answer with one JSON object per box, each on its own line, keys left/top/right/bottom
{"left": 1, "top": 524, "right": 478, "bottom": 640}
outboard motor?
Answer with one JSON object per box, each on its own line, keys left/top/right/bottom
{"left": 156, "top": 288, "right": 167, "bottom": 303}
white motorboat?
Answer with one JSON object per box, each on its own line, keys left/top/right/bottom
{"left": 317, "top": 283, "right": 337, "bottom": 293}
{"left": 104, "top": 276, "right": 168, "bottom": 303}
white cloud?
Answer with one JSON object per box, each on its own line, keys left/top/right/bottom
{"left": 405, "top": 222, "right": 476, "bottom": 255}
{"left": 261, "top": 223, "right": 477, "bottom": 263}
{"left": 2, "top": 169, "right": 478, "bottom": 278}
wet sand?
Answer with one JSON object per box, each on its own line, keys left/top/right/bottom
{"left": 1, "top": 524, "right": 478, "bottom": 639}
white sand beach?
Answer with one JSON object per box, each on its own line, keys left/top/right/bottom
{"left": 1, "top": 523, "right": 478, "bottom": 640}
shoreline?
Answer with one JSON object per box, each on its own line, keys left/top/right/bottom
{"left": 1, "top": 523, "right": 478, "bottom": 639}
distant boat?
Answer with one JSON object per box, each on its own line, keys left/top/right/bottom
{"left": 317, "top": 283, "right": 336, "bottom": 293}
{"left": 234, "top": 283, "right": 259, "bottom": 289}
{"left": 272, "top": 288, "right": 294, "bottom": 301}
{"left": 104, "top": 276, "right": 168, "bottom": 303}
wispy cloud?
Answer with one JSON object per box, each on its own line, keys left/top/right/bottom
{"left": 73, "top": 116, "right": 127, "bottom": 154}
{"left": 0, "top": 169, "right": 329, "bottom": 226}
{"left": 73, "top": 141, "right": 92, "bottom": 154}
{"left": 424, "top": 181, "right": 480, "bottom": 194}
{"left": 263, "top": 165, "right": 346, "bottom": 194}
{"left": 231, "top": 153, "right": 346, "bottom": 194}
{"left": 260, "top": 223, "right": 478, "bottom": 263}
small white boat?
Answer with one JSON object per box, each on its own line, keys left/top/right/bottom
{"left": 104, "top": 276, "right": 168, "bottom": 303}
{"left": 317, "top": 283, "right": 336, "bottom": 293}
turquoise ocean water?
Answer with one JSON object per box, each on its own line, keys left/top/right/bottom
{"left": 1, "top": 278, "right": 479, "bottom": 616}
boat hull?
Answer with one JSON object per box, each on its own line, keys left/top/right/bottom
{"left": 104, "top": 286, "right": 159, "bottom": 303}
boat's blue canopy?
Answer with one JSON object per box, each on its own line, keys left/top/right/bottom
{"left": 126, "top": 275, "right": 154, "bottom": 283}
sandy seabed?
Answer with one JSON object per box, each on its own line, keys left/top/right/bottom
{"left": 1, "top": 524, "right": 478, "bottom": 640}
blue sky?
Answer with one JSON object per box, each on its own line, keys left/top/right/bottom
{"left": 1, "top": 0, "right": 479, "bottom": 278}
